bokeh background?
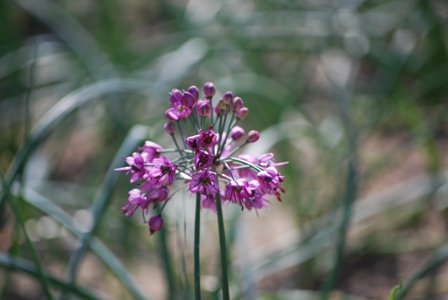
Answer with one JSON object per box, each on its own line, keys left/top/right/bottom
{"left": 1, "top": 0, "right": 448, "bottom": 299}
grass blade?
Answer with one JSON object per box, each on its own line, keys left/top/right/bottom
{"left": 0, "top": 252, "right": 109, "bottom": 300}
{"left": 19, "top": 184, "right": 147, "bottom": 300}
{"left": 0, "top": 172, "right": 54, "bottom": 300}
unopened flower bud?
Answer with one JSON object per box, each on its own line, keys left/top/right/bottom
{"left": 164, "top": 122, "right": 176, "bottom": 135}
{"left": 247, "top": 130, "right": 260, "bottom": 143}
{"left": 236, "top": 107, "right": 249, "bottom": 119}
{"left": 203, "top": 82, "right": 216, "bottom": 98}
{"left": 222, "top": 91, "right": 234, "bottom": 104}
{"left": 230, "top": 126, "right": 244, "bottom": 141}
{"left": 149, "top": 215, "right": 164, "bottom": 235}
{"left": 215, "top": 99, "right": 227, "bottom": 115}
{"left": 181, "top": 92, "right": 195, "bottom": 107}
{"left": 197, "top": 99, "right": 211, "bottom": 117}
{"left": 170, "top": 89, "right": 182, "bottom": 106}
{"left": 218, "top": 99, "right": 227, "bottom": 110}
{"left": 187, "top": 85, "right": 199, "bottom": 101}
{"left": 231, "top": 97, "right": 243, "bottom": 111}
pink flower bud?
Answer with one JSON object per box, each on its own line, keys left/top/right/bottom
{"left": 187, "top": 85, "right": 199, "bottom": 101}
{"left": 170, "top": 89, "right": 182, "bottom": 106}
{"left": 181, "top": 92, "right": 196, "bottom": 107}
{"left": 236, "top": 107, "right": 249, "bottom": 119}
{"left": 222, "top": 91, "right": 234, "bottom": 104}
{"left": 247, "top": 130, "right": 260, "bottom": 143}
{"left": 231, "top": 97, "right": 243, "bottom": 111}
{"left": 214, "top": 99, "right": 227, "bottom": 115}
{"left": 218, "top": 99, "right": 227, "bottom": 110}
{"left": 149, "top": 215, "right": 164, "bottom": 235}
{"left": 196, "top": 99, "right": 211, "bottom": 117}
{"left": 230, "top": 126, "right": 244, "bottom": 141}
{"left": 164, "top": 122, "right": 176, "bottom": 135}
{"left": 203, "top": 82, "right": 216, "bottom": 98}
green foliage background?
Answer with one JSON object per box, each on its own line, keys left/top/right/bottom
{"left": 1, "top": 0, "right": 448, "bottom": 299}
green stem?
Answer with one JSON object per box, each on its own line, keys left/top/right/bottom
{"left": 194, "top": 192, "right": 201, "bottom": 300}
{"left": 158, "top": 216, "right": 176, "bottom": 300}
{"left": 215, "top": 192, "right": 230, "bottom": 300}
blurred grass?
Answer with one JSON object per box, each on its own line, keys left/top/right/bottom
{"left": 1, "top": 0, "right": 448, "bottom": 299}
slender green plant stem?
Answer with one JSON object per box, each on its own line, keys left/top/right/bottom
{"left": 215, "top": 192, "right": 230, "bottom": 300}
{"left": 194, "top": 192, "right": 201, "bottom": 300}
{"left": 158, "top": 214, "right": 176, "bottom": 300}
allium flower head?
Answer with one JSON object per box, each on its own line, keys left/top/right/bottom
{"left": 116, "top": 81, "right": 287, "bottom": 235}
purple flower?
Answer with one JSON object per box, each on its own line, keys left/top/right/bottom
{"left": 165, "top": 108, "right": 179, "bottom": 121}
{"left": 200, "top": 191, "right": 226, "bottom": 213}
{"left": 216, "top": 99, "right": 227, "bottom": 115}
{"left": 170, "top": 89, "right": 182, "bottom": 106}
{"left": 231, "top": 97, "right": 243, "bottom": 111}
{"left": 139, "top": 141, "right": 162, "bottom": 162}
{"left": 148, "top": 186, "right": 170, "bottom": 203}
{"left": 187, "top": 85, "right": 199, "bottom": 101}
{"left": 258, "top": 153, "right": 289, "bottom": 168}
{"left": 144, "top": 156, "right": 177, "bottom": 188}
{"left": 181, "top": 91, "right": 196, "bottom": 107}
{"left": 117, "top": 82, "right": 287, "bottom": 234}
{"left": 245, "top": 180, "right": 269, "bottom": 211}
{"left": 230, "top": 126, "right": 244, "bottom": 141}
{"left": 236, "top": 107, "right": 249, "bottom": 119}
{"left": 166, "top": 89, "right": 192, "bottom": 120}
{"left": 194, "top": 150, "right": 214, "bottom": 169}
{"left": 201, "top": 194, "right": 217, "bottom": 212}
{"left": 115, "top": 152, "right": 148, "bottom": 183}
{"left": 149, "top": 215, "right": 164, "bottom": 235}
{"left": 164, "top": 122, "right": 176, "bottom": 135}
{"left": 222, "top": 91, "right": 234, "bottom": 105}
{"left": 196, "top": 99, "right": 212, "bottom": 117}
{"left": 257, "top": 166, "right": 284, "bottom": 194}
{"left": 186, "top": 135, "right": 203, "bottom": 150}
{"left": 247, "top": 130, "right": 260, "bottom": 143}
{"left": 198, "top": 128, "right": 218, "bottom": 147}
{"left": 122, "top": 189, "right": 149, "bottom": 218}
{"left": 235, "top": 154, "right": 257, "bottom": 179}
{"left": 203, "top": 82, "right": 216, "bottom": 98}
{"left": 225, "top": 179, "right": 250, "bottom": 206}
{"left": 189, "top": 170, "right": 220, "bottom": 195}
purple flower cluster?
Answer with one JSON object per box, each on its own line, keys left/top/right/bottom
{"left": 116, "top": 82, "right": 287, "bottom": 234}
